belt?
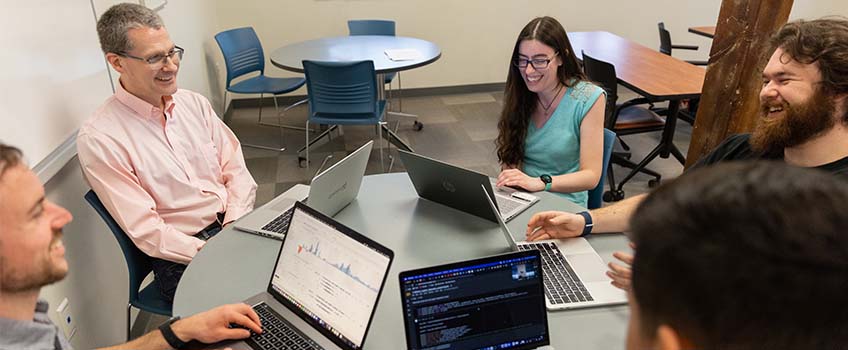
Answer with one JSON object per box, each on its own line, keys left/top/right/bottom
{"left": 195, "top": 212, "right": 225, "bottom": 241}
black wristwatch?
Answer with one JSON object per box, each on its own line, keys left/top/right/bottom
{"left": 159, "top": 316, "right": 189, "bottom": 349}
{"left": 576, "top": 211, "right": 593, "bottom": 237}
{"left": 539, "top": 174, "right": 553, "bottom": 191}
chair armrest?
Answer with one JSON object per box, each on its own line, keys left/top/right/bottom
{"left": 671, "top": 44, "right": 699, "bottom": 51}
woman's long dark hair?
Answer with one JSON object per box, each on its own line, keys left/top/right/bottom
{"left": 496, "top": 16, "right": 586, "bottom": 167}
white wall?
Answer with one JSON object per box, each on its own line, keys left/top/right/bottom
{"left": 209, "top": 1, "right": 847, "bottom": 101}
{"left": 31, "top": 1, "right": 847, "bottom": 348}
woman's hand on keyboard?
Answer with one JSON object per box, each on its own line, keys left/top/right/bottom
{"left": 607, "top": 243, "right": 636, "bottom": 291}
{"left": 174, "top": 303, "right": 263, "bottom": 344}
{"left": 497, "top": 168, "right": 545, "bottom": 192}
{"left": 526, "top": 211, "right": 584, "bottom": 240}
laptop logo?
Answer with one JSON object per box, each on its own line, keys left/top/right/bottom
{"left": 328, "top": 182, "right": 347, "bottom": 199}
{"left": 441, "top": 180, "right": 456, "bottom": 193}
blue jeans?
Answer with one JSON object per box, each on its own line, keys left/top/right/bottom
{"left": 150, "top": 223, "right": 222, "bottom": 302}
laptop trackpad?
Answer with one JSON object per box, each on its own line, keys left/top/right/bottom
{"left": 567, "top": 253, "right": 609, "bottom": 283}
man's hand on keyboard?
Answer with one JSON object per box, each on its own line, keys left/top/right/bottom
{"left": 173, "top": 303, "right": 263, "bottom": 344}
{"left": 607, "top": 243, "right": 635, "bottom": 291}
{"left": 526, "top": 211, "right": 584, "bottom": 241}
{"left": 497, "top": 168, "right": 545, "bottom": 192}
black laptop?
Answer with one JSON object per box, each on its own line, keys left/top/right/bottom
{"left": 399, "top": 250, "right": 549, "bottom": 350}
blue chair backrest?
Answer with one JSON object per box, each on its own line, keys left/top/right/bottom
{"left": 303, "top": 60, "right": 378, "bottom": 118}
{"left": 215, "top": 27, "right": 266, "bottom": 88}
{"left": 84, "top": 190, "right": 149, "bottom": 303}
{"left": 588, "top": 129, "right": 616, "bottom": 209}
{"left": 348, "top": 20, "right": 396, "bottom": 36}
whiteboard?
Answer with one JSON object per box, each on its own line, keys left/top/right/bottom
{"left": 0, "top": 0, "right": 115, "bottom": 181}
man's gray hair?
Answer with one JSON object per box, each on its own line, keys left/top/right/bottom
{"left": 0, "top": 143, "right": 23, "bottom": 182}
{"left": 96, "top": 3, "right": 164, "bottom": 54}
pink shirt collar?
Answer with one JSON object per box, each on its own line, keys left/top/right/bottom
{"left": 115, "top": 80, "right": 176, "bottom": 118}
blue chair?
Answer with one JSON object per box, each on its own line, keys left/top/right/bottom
{"left": 302, "top": 60, "right": 387, "bottom": 171}
{"left": 84, "top": 190, "right": 171, "bottom": 341}
{"left": 347, "top": 20, "right": 399, "bottom": 106}
{"left": 588, "top": 129, "right": 616, "bottom": 209}
{"left": 215, "top": 27, "right": 307, "bottom": 152}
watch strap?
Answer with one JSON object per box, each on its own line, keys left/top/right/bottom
{"left": 576, "top": 211, "right": 593, "bottom": 237}
{"left": 159, "top": 316, "right": 188, "bottom": 349}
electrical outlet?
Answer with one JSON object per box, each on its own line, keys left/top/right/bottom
{"left": 55, "top": 298, "right": 78, "bottom": 340}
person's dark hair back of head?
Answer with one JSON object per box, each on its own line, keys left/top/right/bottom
{"left": 770, "top": 17, "right": 848, "bottom": 123}
{"left": 0, "top": 143, "right": 23, "bottom": 181}
{"left": 96, "top": 3, "right": 164, "bottom": 54}
{"left": 496, "top": 16, "right": 586, "bottom": 167}
{"left": 630, "top": 161, "right": 848, "bottom": 349}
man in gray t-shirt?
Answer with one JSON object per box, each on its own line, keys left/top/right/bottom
{"left": 0, "top": 142, "right": 262, "bottom": 349}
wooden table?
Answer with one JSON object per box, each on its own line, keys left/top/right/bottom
{"left": 688, "top": 26, "right": 716, "bottom": 39}
{"left": 568, "top": 31, "right": 705, "bottom": 186}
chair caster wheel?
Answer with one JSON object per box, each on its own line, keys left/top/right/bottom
{"left": 604, "top": 190, "right": 625, "bottom": 202}
{"left": 298, "top": 157, "right": 307, "bottom": 168}
{"left": 413, "top": 121, "right": 423, "bottom": 131}
{"left": 648, "top": 178, "right": 661, "bottom": 188}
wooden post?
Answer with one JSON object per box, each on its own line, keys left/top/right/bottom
{"left": 685, "top": 0, "right": 794, "bottom": 168}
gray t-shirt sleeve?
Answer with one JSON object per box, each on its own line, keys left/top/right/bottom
{"left": 0, "top": 299, "right": 73, "bottom": 350}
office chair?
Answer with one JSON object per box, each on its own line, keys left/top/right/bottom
{"left": 581, "top": 51, "right": 664, "bottom": 201}
{"left": 587, "top": 128, "right": 616, "bottom": 209}
{"left": 84, "top": 190, "right": 172, "bottom": 341}
{"left": 215, "top": 27, "right": 307, "bottom": 152}
{"left": 658, "top": 22, "right": 704, "bottom": 124}
{"left": 658, "top": 22, "right": 708, "bottom": 66}
{"left": 348, "top": 19, "right": 423, "bottom": 131}
{"left": 301, "top": 60, "right": 389, "bottom": 171}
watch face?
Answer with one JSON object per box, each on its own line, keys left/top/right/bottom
{"left": 540, "top": 174, "right": 552, "bottom": 183}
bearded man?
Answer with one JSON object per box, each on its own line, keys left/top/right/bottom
{"left": 522, "top": 17, "right": 848, "bottom": 290}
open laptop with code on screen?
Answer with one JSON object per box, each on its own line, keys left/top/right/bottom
{"left": 399, "top": 250, "right": 552, "bottom": 350}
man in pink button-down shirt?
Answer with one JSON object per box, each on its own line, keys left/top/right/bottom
{"left": 77, "top": 3, "right": 257, "bottom": 302}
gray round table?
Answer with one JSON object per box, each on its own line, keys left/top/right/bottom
{"left": 269, "top": 35, "right": 442, "bottom": 74}
{"left": 174, "top": 173, "right": 630, "bottom": 349}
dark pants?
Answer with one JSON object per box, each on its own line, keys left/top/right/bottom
{"left": 150, "top": 218, "right": 223, "bottom": 302}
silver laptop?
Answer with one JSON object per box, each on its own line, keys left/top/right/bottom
{"left": 482, "top": 185, "right": 627, "bottom": 310}
{"left": 397, "top": 149, "right": 538, "bottom": 223}
{"left": 234, "top": 141, "right": 373, "bottom": 240}
{"left": 211, "top": 201, "right": 394, "bottom": 350}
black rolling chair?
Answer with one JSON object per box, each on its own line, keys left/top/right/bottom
{"left": 658, "top": 22, "right": 705, "bottom": 124}
{"left": 84, "top": 190, "right": 172, "bottom": 341}
{"left": 658, "top": 22, "right": 708, "bottom": 65}
{"left": 582, "top": 52, "right": 664, "bottom": 201}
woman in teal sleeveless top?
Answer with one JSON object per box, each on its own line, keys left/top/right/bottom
{"left": 495, "top": 16, "right": 606, "bottom": 208}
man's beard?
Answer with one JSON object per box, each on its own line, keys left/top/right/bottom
{"left": 750, "top": 89, "right": 837, "bottom": 155}
{"left": 0, "top": 232, "right": 67, "bottom": 293}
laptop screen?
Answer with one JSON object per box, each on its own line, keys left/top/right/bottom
{"left": 399, "top": 251, "right": 549, "bottom": 350}
{"left": 270, "top": 203, "right": 393, "bottom": 350}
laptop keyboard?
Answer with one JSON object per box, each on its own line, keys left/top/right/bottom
{"left": 518, "top": 242, "right": 594, "bottom": 305}
{"left": 495, "top": 194, "right": 522, "bottom": 214}
{"left": 260, "top": 207, "right": 295, "bottom": 235}
{"left": 246, "top": 303, "right": 325, "bottom": 350}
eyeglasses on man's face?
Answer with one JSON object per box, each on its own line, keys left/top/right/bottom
{"left": 118, "top": 46, "right": 184, "bottom": 69}
{"left": 513, "top": 52, "right": 559, "bottom": 70}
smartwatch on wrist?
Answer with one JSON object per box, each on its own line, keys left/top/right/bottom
{"left": 159, "top": 316, "right": 189, "bottom": 350}
{"left": 539, "top": 174, "right": 553, "bottom": 191}
{"left": 575, "top": 211, "right": 593, "bottom": 237}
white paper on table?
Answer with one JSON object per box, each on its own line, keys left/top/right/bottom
{"left": 384, "top": 49, "right": 421, "bottom": 61}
